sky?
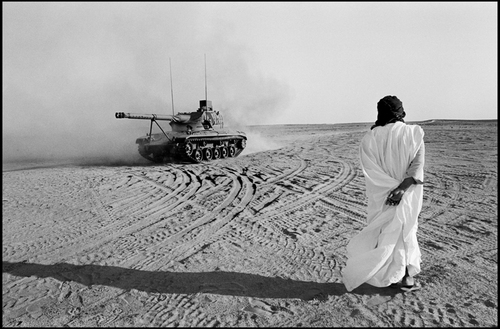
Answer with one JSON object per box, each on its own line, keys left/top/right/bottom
{"left": 2, "top": 2, "right": 497, "bottom": 162}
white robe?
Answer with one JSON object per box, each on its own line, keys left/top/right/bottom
{"left": 342, "top": 122, "right": 425, "bottom": 292}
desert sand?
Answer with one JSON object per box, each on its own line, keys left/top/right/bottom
{"left": 2, "top": 119, "right": 497, "bottom": 327}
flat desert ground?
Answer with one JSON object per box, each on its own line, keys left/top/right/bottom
{"left": 2, "top": 119, "right": 497, "bottom": 327}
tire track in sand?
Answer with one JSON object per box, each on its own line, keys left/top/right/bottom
{"left": 175, "top": 153, "right": 364, "bottom": 283}
{"left": 120, "top": 164, "right": 257, "bottom": 270}
{"left": 25, "top": 166, "right": 201, "bottom": 263}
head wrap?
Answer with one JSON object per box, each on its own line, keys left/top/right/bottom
{"left": 371, "top": 95, "right": 406, "bottom": 130}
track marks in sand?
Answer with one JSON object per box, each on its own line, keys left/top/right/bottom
{"left": 141, "top": 293, "right": 220, "bottom": 327}
{"left": 418, "top": 165, "right": 497, "bottom": 291}
{"left": 6, "top": 163, "right": 257, "bottom": 271}
{"left": 169, "top": 151, "right": 365, "bottom": 283}
{"left": 3, "top": 122, "right": 497, "bottom": 327}
{"left": 2, "top": 169, "right": 125, "bottom": 263}
{"left": 40, "top": 142, "right": 365, "bottom": 283}
{"left": 119, "top": 167, "right": 257, "bottom": 269}
{"left": 3, "top": 134, "right": 367, "bottom": 299}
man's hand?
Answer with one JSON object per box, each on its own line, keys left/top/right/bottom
{"left": 386, "top": 188, "right": 405, "bottom": 206}
{"left": 386, "top": 177, "right": 416, "bottom": 206}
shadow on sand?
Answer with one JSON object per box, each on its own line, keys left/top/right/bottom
{"left": 2, "top": 261, "right": 400, "bottom": 301}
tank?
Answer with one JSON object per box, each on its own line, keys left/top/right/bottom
{"left": 115, "top": 99, "right": 247, "bottom": 163}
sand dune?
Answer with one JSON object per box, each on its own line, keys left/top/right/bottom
{"left": 2, "top": 120, "right": 497, "bottom": 327}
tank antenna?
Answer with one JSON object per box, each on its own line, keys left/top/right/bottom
{"left": 169, "top": 57, "right": 175, "bottom": 116}
{"left": 204, "top": 53, "right": 208, "bottom": 101}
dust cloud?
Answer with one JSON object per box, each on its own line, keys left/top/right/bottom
{"left": 3, "top": 3, "right": 290, "bottom": 166}
{"left": 240, "top": 128, "right": 284, "bottom": 157}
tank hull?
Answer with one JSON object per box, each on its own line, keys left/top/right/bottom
{"left": 136, "top": 129, "right": 247, "bottom": 163}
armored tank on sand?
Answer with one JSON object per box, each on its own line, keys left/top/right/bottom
{"left": 115, "top": 100, "right": 247, "bottom": 163}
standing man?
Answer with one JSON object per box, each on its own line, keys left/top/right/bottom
{"left": 342, "top": 95, "right": 425, "bottom": 292}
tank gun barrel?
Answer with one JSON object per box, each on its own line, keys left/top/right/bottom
{"left": 115, "top": 112, "right": 173, "bottom": 121}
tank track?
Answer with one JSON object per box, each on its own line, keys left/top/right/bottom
{"left": 180, "top": 135, "right": 247, "bottom": 163}
{"left": 139, "top": 135, "right": 246, "bottom": 164}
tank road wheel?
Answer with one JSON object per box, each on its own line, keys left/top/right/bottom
{"left": 185, "top": 142, "right": 194, "bottom": 155}
{"left": 220, "top": 147, "right": 228, "bottom": 158}
{"left": 213, "top": 147, "right": 221, "bottom": 160}
{"left": 203, "top": 148, "right": 213, "bottom": 161}
{"left": 228, "top": 145, "right": 236, "bottom": 157}
{"left": 192, "top": 149, "right": 203, "bottom": 163}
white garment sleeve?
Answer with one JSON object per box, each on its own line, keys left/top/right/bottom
{"left": 405, "top": 142, "right": 425, "bottom": 184}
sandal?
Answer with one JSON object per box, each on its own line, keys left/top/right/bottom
{"left": 401, "top": 281, "right": 421, "bottom": 292}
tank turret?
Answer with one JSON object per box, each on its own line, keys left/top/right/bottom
{"left": 115, "top": 100, "right": 246, "bottom": 163}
